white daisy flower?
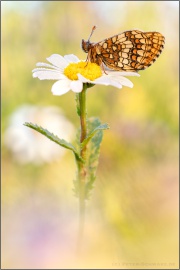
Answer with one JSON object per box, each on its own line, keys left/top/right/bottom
{"left": 4, "top": 105, "right": 74, "bottom": 164}
{"left": 32, "top": 54, "right": 140, "bottom": 96}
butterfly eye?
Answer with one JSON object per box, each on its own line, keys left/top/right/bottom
{"left": 81, "top": 39, "right": 89, "bottom": 53}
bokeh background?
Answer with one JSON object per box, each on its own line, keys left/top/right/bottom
{"left": 2, "top": 1, "right": 179, "bottom": 269}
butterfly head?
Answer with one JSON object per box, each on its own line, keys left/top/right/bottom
{"left": 81, "top": 26, "right": 96, "bottom": 53}
{"left": 81, "top": 39, "right": 90, "bottom": 53}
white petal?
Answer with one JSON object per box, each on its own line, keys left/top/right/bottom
{"left": 64, "top": 54, "right": 80, "bottom": 63}
{"left": 107, "top": 70, "right": 140, "bottom": 77}
{"left": 46, "top": 54, "right": 68, "bottom": 69}
{"left": 32, "top": 68, "right": 66, "bottom": 80}
{"left": 51, "top": 80, "right": 71, "bottom": 96}
{"left": 93, "top": 76, "right": 122, "bottom": 88}
{"left": 77, "top": 73, "right": 91, "bottom": 83}
{"left": 70, "top": 80, "right": 83, "bottom": 93}
{"left": 78, "top": 73, "right": 123, "bottom": 88}
{"left": 36, "top": 62, "right": 61, "bottom": 70}
{"left": 111, "top": 76, "right": 134, "bottom": 88}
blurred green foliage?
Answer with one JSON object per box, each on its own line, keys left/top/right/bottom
{"left": 2, "top": 1, "right": 179, "bottom": 269}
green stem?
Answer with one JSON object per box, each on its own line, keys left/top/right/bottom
{"left": 79, "top": 85, "right": 87, "bottom": 146}
{"left": 77, "top": 84, "right": 88, "bottom": 252}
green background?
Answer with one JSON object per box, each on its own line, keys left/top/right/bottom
{"left": 2, "top": 1, "right": 179, "bottom": 269}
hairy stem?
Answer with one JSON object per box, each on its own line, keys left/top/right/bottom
{"left": 77, "top": 84, "right": 88, "bottom": 252}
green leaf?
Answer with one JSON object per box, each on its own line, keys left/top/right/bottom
{"left": 73, "top": 118, "right": 109, "bottom": 198}
{"left": 85, "top": 118, "right": 109, "bottom": 199}
{"left": 81, "top": 122, "right": 109, "bottom": 149}
{"left": 24, "top": 122, "right": 84, "bottom": 162}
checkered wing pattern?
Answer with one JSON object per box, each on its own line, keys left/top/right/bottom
{"left": 82, "top": 29, "right": 165, "bottom": 72}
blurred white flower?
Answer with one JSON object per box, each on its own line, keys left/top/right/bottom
{"left": 4, "top": 105, "right": 75, "bottom": 164}
{"left": 32, "top": 54, "right": 140, "bottom": 96}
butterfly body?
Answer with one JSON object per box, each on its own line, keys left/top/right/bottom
{"left": 81, "top": 28, "right": 165, "bottom": 72}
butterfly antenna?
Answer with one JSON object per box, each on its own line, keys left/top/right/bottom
{"left": 88, "top": 25, "right": 97, "bottom": 41}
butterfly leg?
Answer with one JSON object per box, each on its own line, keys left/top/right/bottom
{"left": 100, "top": 63, "right": 108, "bottom": 75}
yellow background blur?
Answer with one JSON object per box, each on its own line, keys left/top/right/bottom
{"left": 2, "top": 1, "right": 179, "bottom": 269}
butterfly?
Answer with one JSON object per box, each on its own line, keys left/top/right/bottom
{"left": 81, "top": 26, "right": 165, "bottom": 72}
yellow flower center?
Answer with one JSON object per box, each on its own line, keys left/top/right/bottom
{"left": 64, "top": 61, "right": 102, "bottom": 81}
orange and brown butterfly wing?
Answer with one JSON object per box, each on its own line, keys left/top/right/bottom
{"left": 95, "top": 30, "right": 165, "bottom": 71}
